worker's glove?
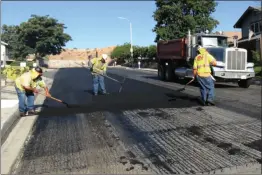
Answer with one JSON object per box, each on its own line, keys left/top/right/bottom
{"left": 45, "top": 92, "right": 51, "bottom": 97}
{"left": 102, "top": 71, "right": 107, "bottom": 75}
{"left": 33, "top": 88, "right": 39, "bottom": 94}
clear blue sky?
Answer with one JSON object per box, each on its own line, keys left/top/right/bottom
{"left": 1, "top": 1, "right": 259, "bottom": 49}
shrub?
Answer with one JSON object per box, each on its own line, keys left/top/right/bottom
{"left": 251, "top": 50, "right": 261, "bottom": 66}
{"left": 1, "top": 66, "right": 30, "bottom": 80}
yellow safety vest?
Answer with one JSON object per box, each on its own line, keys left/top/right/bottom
{"left": 193, "top": 53, "right": 214, "bottom": 77}
{"left": 90, "top": 57, "right": 107, "bottom": 75}
{"left": 15, "top": 70, "right": 46, "bottom": 92}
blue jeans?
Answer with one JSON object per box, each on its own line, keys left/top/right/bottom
{"left": 196, "top": 76, "right": 215, "bottom": 102}
{"left": 92, "top": 74, "right": 106, "bottom": 95}
{"left": 15, "top": 86, "right": 35, "bottom": 113}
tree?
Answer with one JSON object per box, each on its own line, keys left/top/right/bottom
{"left": 111, "top": 43, "right": 131, "bottom": 63}
{"left": 1, "top": 25, "right": 34, "bottom": 60}
{"left": 152, "top": 0, "right": 219, "bottom": 42}
{"left": 18, "top": 15, "right": 72, "bottom": 58}
{"left": 147, "top": 45, "right": 157, "bottom": 59}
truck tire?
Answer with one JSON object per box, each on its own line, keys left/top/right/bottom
{"left": 165, "top": 64, "right": 174, "bottom": 81}
{"left": 158, "top": 64, "right": 165, "bottom": 80}
{"left": 238, "top": 78, "right": 252, "bottom": 88}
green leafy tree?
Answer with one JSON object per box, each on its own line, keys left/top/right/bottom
{"left": 133, "top": 46, "right": 148, "bottom": 59}
{"left": 147, "top": 45, "right": 157, "bottom": 59}
{"left": 18, "top": 15, "right": 72, "bottom": 58}
{"left": 1, "top": 25, "right": 34, "bottom": 60}
{"left": 251, "top": 50, "right": 261, "bottom": 66}
{"left": 111, "top": 43, "right": 131, "bottom": 63}
{"left": 152, "top": 0, "right": 219, "bottom": 42}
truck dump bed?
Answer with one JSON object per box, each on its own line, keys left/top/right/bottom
{"left": 157, "top": 39, "right": 187, "bottom": 60}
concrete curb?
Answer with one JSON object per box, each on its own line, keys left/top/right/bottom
{"left": 1, "top": 102, "right": 20, "bottom": 143}
{"left": 1, "top": 115, "right": 38, "bottom": 174}
{"left": 116, "top": 66, "right": 158, "bottom": 72}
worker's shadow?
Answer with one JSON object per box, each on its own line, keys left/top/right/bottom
{"left": 165, "top": 93, "right": 203, "bottom": 105}
{"left": 83, "top": 89, "right": 107, "bottom": 95}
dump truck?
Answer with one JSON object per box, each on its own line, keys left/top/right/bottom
{"left": 156, "top": 30, "right": 255, "bottom": 88}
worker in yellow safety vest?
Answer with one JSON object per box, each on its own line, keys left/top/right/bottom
{"left": 15, "top": 67, "right": 51, "bottom": 116}
{"left": 193, "top": 46, "right": 217, "bottom": 106}
{"left": 88, "top": 54, "right": 109, "bottom": 96}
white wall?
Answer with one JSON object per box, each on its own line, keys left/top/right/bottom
{"left": 1, "top": 44, "right": 7, "bottom": 61}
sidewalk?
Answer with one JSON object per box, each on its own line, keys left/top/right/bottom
{"left": 1, "top": 86, "right": 20, "bottom": 143}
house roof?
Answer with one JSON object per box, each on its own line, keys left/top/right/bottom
{"left": 1, "top": 41, "right": 8, "bottom": 46}
{"left": 222, "top": 31, "right": 242, "bottom": 41}
{"left": 234, "top": 6, "right": 261, "bottom": 28}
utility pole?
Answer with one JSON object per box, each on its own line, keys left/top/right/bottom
{"left": 118, "top": 17, "right": 133, "bottom": 63}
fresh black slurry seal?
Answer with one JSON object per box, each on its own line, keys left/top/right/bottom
{"left": 126, "top": 151, "right": 136, "bottom": 158}
{"left": 119, "top": 156, "right": 128, "bottom": 165}
{"left": 137, "top": 112, "right": 150, "bottom": 117}
{"left": 243, "top": 139, "right": 262, "bottom": 152}
{"left": 196, "top": 107, "right": 204, "bottom": 111}
{"left": 187, "top": 126, "right": 203, "bottom": 136}
{"left": 11, "top": 68, "right": 261, "bottom": 174}
{"left": 126, "top": 166, "right": 134, "bottom": 171}
{"left": 190, "top": 170, "right": 196, "bottom": 174}
{"left": 256, "top": 158, "right": 262, "bottom": 164}
{"left": 228, "top": 148, "right": 241, "bottom": 155}
{"left": 217, "top": 142, "right": 233, "bottom": 149}
{"left": 204, "top": 137, "right": 219, "bottom": 145}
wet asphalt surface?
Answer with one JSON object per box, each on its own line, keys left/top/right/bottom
{"left": 12, "top": 67, "right": 261, "bottom": 174}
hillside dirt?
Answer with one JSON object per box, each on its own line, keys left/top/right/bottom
{"left": 46, "top": 46, "right": 116, "bottom": 60}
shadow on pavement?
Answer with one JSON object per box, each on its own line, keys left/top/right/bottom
{"left": 142, "top": 76, "right": 239, "bottom": 89}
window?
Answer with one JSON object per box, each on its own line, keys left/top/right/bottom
{"left": 255, "top": 23, "right": 259, "bottom": 33}
{"left": 250, "top": 21, "right": 262, "bottom": 34}
{"left": 250, "top": 23, "right": 255, "bottom": 32}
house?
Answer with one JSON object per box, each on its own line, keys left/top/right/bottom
{"left": 1, "top": 41, "right": 9, "bottom": 67}
{"left": 223, "top": 31, "right": 242, "bottom": 44}
{"left": 233, "top": 6, "right": 262, "bottom": 62}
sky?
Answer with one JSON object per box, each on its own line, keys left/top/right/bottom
{"left": 1, "top": 1, "right": 260, "bottom": 49}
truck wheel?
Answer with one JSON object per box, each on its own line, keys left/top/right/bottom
{"left": 238, "top": 78, "right": 252, "bottom": 88}
{"left": 165, "top": 64, "right": 174, "bottom": 81}
{"left": 158, "top": 64, "right": 165, "bottom": 80}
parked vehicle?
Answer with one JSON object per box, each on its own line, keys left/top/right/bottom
{"left": 156, "top": 30, "right": 255, "bottom": 88}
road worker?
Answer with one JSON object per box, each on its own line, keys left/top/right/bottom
{"left": 193, "top": 46, "right": 217, "bottom": 106}
{"left": 15, "top": 67, "right": 51, "bottom": 116}
{"left": 88, "top": 54, "right": 108, "bottom": 96}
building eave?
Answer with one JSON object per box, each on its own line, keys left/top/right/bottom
{"left": 233, "top": 6, "right": 261, "bottom": 28}
{"left": 1, "top": 41, "right": 8, "bottom": 46}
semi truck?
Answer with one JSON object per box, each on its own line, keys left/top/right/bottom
{"left": 156, "top": 30, "right": 255, "bottom": 88}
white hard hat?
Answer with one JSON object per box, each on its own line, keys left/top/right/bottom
{"left": 102, "top": 54, "right": 108, "bottom": 60}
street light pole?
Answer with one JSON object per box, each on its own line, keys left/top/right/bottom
{"left": 118, "top": 17, "right": 133, "bottom": 63}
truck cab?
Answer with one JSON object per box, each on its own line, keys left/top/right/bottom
{"left": 192, "top": 33, "right": 255, "bottom": 88}
{"left": 156, "top": 30, "right": 255, "bottom": 88}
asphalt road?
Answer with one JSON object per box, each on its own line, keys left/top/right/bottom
{"left": 12, "top": 67, "right": 261, "bottom": 174}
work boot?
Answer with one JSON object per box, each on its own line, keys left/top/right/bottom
{"left": 206, "top": 101, "right": 215, "bottom": 106}
{"left": 101, "top": 92, "right": 109, "bottom": 95}
{"left": 27, "top": 110, "right": 37, "bottom": 116}
{"left": 20, "top": 112, "right": 26, "bottom": 117}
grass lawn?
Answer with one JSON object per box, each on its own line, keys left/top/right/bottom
{"left": 254, "top": 66, "right": 261, "bottom": 77}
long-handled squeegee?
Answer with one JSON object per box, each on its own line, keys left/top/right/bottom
{"left": 177, "top": 75, "right": 216, "bottom": 92}
{"left": 76, "top": 62, "right": 126, "bottom": 93}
